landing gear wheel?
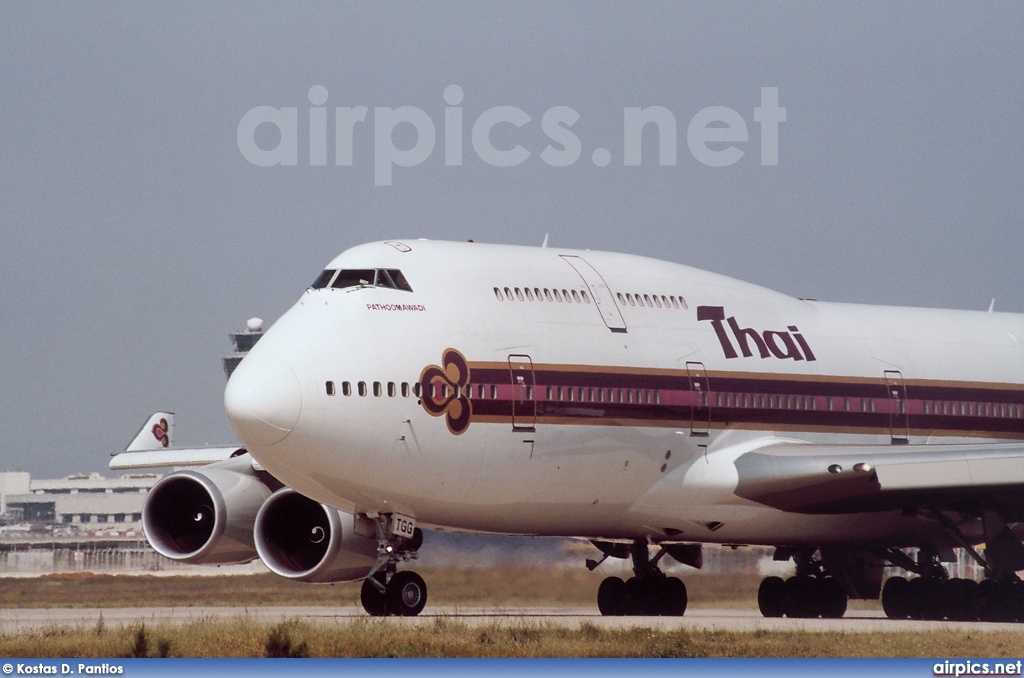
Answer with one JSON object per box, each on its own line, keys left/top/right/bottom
{"left": 882, "top": 576, "right": 908, "bottom": 620}
{"left": 821, "top": 577, "right": 848, "bottom": 619}
{"left": 360, "top": 573, "right": 388, "bottom": 617}
{"left": 658, "top": 577, "right": 688, "bottom": 616}
{"left": 782, "top": 576, "right": 814, "bottom": 618}
{"left": 386, "top": 571, "right": 428, "bottom": 617}
{"left": 597, "top": 576, "right": 627, "bottom": 616}
{"left": 757, "top": 576, "right": 785, "bottom": 618}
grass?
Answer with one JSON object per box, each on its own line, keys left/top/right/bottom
{"left": 1, "top": 617, "right": 1023, "bottom": 658}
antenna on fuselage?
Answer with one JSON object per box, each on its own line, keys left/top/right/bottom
{"left": 988, "top": 298, "right": 996, "bottom": 313}
{"left": 541, "top": 233, "right": 549, "bottom": 248}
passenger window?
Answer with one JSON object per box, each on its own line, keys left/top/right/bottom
{"left": 311, "top": 269, "right": 337, "bottom": 289}
{"left": 342, "top": 381, "right": 352, "bottom": 396}
{"left": 358, "top": 381, "right": 367, "bottom": 397}
{"left": 333, "top": 269, "right": 376, "bottom": 289}
{"left": 325, "top": 381, "right": 336, "bottom": 396}
{"left": 387, "top": 382, "right": 396, "bottom": 397}
{"left": 494, "top": 287, "right": 503, "bottom": 300}
{"left": 401, "top": 382, "right": 410, "bottom": 397}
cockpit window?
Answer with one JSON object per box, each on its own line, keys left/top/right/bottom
{"left": 332, "top": 269, "right": 376, "bottom": 289}
{"left": 311, "top": 269, "right": 336, "bottom": 289}
{"left": 377, "top": 269, "right": 414, "bottom": 292}
{"left": 386, "top": 269, "right": 412, "bottom": 292}
{"left": 317, "top": 268, "right": 414, "bottom": 293}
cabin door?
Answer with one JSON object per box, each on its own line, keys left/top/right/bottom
{"left": 686, "top": 361, "right": 711, "bottom": 436}
{"left": 885, "top": 370, "right": 910, "bottom": 444}
{"left": 509, "top": 354, "right": 536, "bottom": 432}
{"left": 560, "top": 255, "right": 628, "bottom": 332}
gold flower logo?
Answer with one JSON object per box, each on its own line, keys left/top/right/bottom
{"left": 419, "top": 349, "right": 472, "bottom": 435}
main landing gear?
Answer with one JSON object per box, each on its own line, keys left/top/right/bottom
{"left": 591, "top": 540, "right": 690, "bottom": 616}
{"left": 757, "top": 550, "right": 849, "bottom": 619}
{"left": 359, "top": 519, "right": 426, "bottom": 617}
{"left": 880, "top": 546, "right": 1024, "bottom": 622}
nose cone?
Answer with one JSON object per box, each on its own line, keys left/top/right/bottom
{"left": 225, "top": 353, "right": 302, "bottom": 447}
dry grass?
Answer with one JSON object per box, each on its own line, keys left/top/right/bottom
{"left": 0, "top": 617, "right": 1022, "bottom": 658}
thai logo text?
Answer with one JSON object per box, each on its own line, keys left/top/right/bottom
{"left": 697, "top": 306, "right": 816, "bottom": 362}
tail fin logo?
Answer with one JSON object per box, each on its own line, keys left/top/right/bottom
{"left": 152, "top": 418, "right": 170, "bottom": 447}
{"left": 419, "top": 349, "right": 472, "bottom": 435}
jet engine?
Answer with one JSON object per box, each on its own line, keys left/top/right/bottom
{"left": 254, "top": 488, "right": 378, "bottom": 582}
{"left": 142, "top": 456, "right": 273, "bottom": 564}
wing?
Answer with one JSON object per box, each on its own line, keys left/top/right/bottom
{"left": 733, "top": 441, "right": 1024, "bottom": 518}
{"left": 110, "top": 446, "right": 247, "bottom": 470}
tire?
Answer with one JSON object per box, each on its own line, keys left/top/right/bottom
{"left": 783, "top": 576, "right": 812, "bottom": 618}
{"left": 881, "top": 576, "right": 908, "bottom": 620}
{"left": 658, "top": 577, "right": 688, "bottom": 616}
{"left": 597, "top": 576, "right": 627, "bottom": 616}
{"left": 757, "top": 576, "right": 785, "bottom": 618}
{"left": 386, "top": 571, "right": 428, "bottom": 617}
{"left": 622, "top": 577, "right": 643, "bottom": 615}
{"left": 821, "top": 577, "right": 848, "bottom": 619}
{"left": 360, "top": 573, "right": 388, "bottom": 617}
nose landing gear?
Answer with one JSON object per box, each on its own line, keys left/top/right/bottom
{"left": 359, "top": 517, "right": 426, "bottom": 617}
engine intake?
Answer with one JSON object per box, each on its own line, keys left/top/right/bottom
{"left": 143, "top": 459, "right": 272, "bottom": 564}
{"left": 255, "top": 488, "right": 377, "bottom": 582}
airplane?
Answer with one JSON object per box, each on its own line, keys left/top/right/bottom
{"left": 113, "top": 411, "right": 247, "bottom": 470}
{"left": 111, "top": 239, "right": 1024, "bottom": 621}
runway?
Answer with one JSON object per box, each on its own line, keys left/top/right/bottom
{"left": 2, "top": 606, "right": 1023, "bottom": 633}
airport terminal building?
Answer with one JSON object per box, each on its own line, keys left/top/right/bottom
{"left": 0, "top": 470, "right": 155, "bottom": 530}
{"left": 0, "top": 470, "right": 169, "bottom": 573}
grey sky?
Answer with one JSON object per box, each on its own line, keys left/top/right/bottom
{"left": 1, "top": 3, "right": 1021, "bottom": 477}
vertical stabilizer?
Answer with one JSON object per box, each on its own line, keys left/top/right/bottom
{"left": 127, "top": 412, "right": 174, "bottom": 451}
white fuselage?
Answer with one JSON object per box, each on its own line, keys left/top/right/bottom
{"left": 224, "top": 240, "right": 1024, "bottom": 549}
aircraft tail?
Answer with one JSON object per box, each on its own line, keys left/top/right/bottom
{"left": 126, "top": 412, "right": 174, "bottom": 451}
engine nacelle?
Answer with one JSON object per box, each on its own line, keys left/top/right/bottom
{"left": 254, "top": 488, "right": 378, "bottom": 583}
{"left": 143, "top": 457, "right": 273, "bottom": 564}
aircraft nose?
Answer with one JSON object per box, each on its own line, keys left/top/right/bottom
{"left": 224, "top": 353, "right": 302, "bottom": 447}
